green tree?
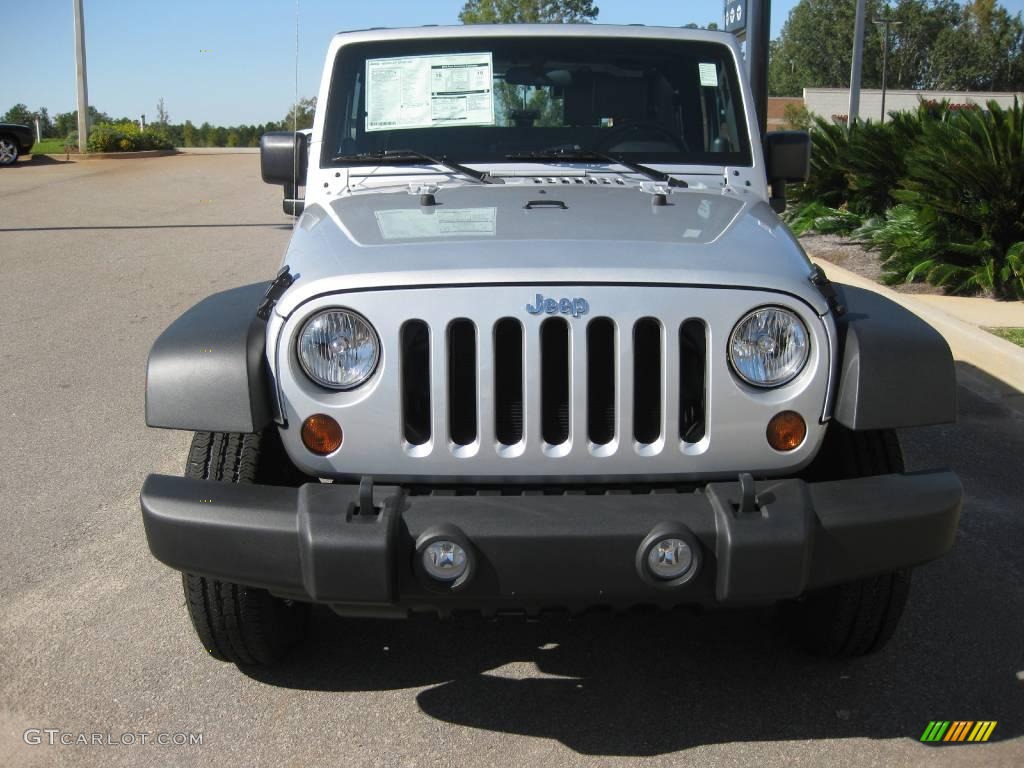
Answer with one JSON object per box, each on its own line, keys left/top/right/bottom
{"left": 459, "top": 0, "right": 598, "bottom": 24}
{"left": 771, "top": 1, "right": 1024, "bottom": 97}
{"left": 36, "top": 107, "right": 56, "bottom": 137}
{"left": 282, "top": 97, "right": 316, "bottom": 130}
{"left": 2, "top": 104, "right": 34, "bottom": 126}
{"left": 156, "top": 97, "right": 169, "bottom": 125}
{"left": 53, "top": 106, "right": 113, "bottom": 137}
{"left": 882, "top": 0, "right": 963, "bottom": 89}
{"left": 930, "top": 1, "right": 1024, "bottom": 90}
{"left": 769, "top": 0, "right": 886, "bottom": 96}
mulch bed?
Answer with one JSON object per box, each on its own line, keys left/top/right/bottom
{"left": 799, "top": 233, "right": 944, "bottom": 296}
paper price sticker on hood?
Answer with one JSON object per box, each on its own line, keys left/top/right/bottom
{"left": 366, "top": 53, "right": 495, "bottom": 132}
{"left": 375, "top": 207, "right": 497, "bottom": 240}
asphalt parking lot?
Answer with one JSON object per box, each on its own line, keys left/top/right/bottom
{"left": 1, "top": 153, "right": 1021, "bottom": 767}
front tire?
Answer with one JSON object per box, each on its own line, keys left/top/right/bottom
{"left": 181, "top": 430, "right": 311, "bottom": 665}
{"left": 784, "top": 425, "right": 912, "bottom": 658}
{"left": 0, "top": 136, "right": 19, "bottom": 166}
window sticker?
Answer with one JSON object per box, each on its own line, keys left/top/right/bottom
{"left": 365, "top": 53, "right": 495, "bottom": 132}
{"left": 375, "top": 207, "right": 497, "bottom": 239}
{"left": 698, "top": 62, "right": 719, "bottom": 87}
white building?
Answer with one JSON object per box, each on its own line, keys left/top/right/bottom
{"left": 804, "top": 87, "right": 1024, "bottom": 122}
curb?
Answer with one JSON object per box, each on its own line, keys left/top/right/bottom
{"left": 33, "top": 150, "right": 179, "bottom": 161}
{"left": 810, "top": 256, "right": 1024, "bottom": 394}
{"left": 174, "top": 147, "right": 259, "bottom": 154}
{"left": 78, "top": 150, "right": 178, "bottom": 160}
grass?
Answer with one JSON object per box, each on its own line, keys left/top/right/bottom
{"left": 985, "top": 327, "right": 1024, "bottom": 347}
{"left": 29, "top": 137, "right": 74, "bottom": 154}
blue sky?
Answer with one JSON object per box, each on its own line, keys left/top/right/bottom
{"left": 2, "top": 1, "right": 1022, "bottom": 126}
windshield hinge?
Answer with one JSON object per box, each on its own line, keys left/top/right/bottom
{"left": 809, "top": 264, "right": 846, "bottom": 316}
{"left": 257, "top": 265, "right": 295, "bottom": 320}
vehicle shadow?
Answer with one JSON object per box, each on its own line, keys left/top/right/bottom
{"left": 244, "top": 366, "right": 1024, "bottom": 755}
{"left": 16, "top": 153, "right": 70, "bottom": 166}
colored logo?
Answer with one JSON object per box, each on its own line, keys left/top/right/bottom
{"left": 920, "top": 721, "right": 997, "bottom": 743}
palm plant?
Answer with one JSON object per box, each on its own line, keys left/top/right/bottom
{"left": 790, "top": 116, "right": 851, "bottom": 210}
{"left": 882, "top": 100, "right": 1024, "bottom": 298}
{"left": 844, "top": 108, "right": 931, "bottom": 216}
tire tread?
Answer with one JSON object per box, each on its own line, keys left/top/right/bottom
{"left": 180, "top": 429, "right": 309, "bottom": 666}
{"left": 788, "top": 424, "right": 912, "bottom": 658}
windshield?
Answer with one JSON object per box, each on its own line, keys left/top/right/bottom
{"left": 322, "top": 35, "right": 751, "bottom": 168}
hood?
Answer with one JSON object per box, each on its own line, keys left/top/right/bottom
{"left": 275, "top": 183, "right": 825, "bottom": 317}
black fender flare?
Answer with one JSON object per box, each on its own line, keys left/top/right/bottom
{"left": 145, "top": 283, "right": 274, "bottom": 433}
{"left": 832, "top": 283, "right": 957, "bottom": 430}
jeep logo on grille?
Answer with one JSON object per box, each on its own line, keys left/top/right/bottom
{"left": 526, "top": 293, "right": 590, "bottom": 318}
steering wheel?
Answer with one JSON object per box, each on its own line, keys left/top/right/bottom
{"left": 594, "top": 121, "right": 687, "bottom": 153}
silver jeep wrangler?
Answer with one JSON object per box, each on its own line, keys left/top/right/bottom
{"left": 141, "top": 24, "right": 962, "bottom": 666}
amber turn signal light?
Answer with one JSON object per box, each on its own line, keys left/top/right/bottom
{"left": 301, "top": 414, "right": 343, "bottom": 455}
{"left": 766, "top": 411, "right": 806, "bottom": 451}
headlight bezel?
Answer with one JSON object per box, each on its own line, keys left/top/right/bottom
{"left": 296, "top": 308, "right": 381, "bottom": 391}
{"left": 727, "top": 305, "right": 811, "bottom": 389}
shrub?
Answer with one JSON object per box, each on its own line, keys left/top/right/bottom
{"left": 783, "top": 102, "right": 813, "bottom": 131}
{"left": 843, "top": 111, "right": 926, "bottom": 216}
{"left": 85, "top": 121, "right": 174, "bottom": 152}
{"left": 787, "top": 201, "right": 863, "bottom": 236}
{"left": 790, "top": 116, "right": 852, "bottom": 211}
{"left": 879, "top": 100, "right": 1024, "bottom": 299}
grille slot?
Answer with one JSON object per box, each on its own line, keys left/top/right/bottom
{"left": 447, "top": 319, "right": 477, "bottom": 446}
{"left": 541, "top": 317, "right": 571, "bottom": 445}
{"left": 400, "top": 320, "right": 431, "bottom": 446}
{"left": 680, "top": 319, "right": 708, "bottom": 443}
{"left": 587, "top": 318, "right": 616, "bottom": 445}
{"left": 633, "top": 318, "right": 662, "bottom": 444}
{"left": 494, "top": 318, "right": 524, "bottom": 445}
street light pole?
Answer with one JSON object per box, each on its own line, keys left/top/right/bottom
{"left": 848, "top": 0, "right": 867, "bottom": 124}
{"left": 873, "top": 17, "right": 901, "bottom": 123}
{"left": 72, "top": 0, "right": 89, "bottom": 152}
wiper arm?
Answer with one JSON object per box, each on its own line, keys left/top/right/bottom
{"left": 330, "top": 149, "right": 502, "bottom": 184}
{"left": 505, "top": 150, "right": 687, "bottom": 188}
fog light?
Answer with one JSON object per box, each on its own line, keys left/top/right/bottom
{"left": 422, "top": 540, "right": 468, "bottom": 582}
{"left": 637, "top": 525, "right": 702, "bottom": 587}
{"left": 766, "top": 410, "right": 806, "bottom": 451}
{"left": 647, "top": 538, "right": 693, "bottom": 580}
{"left": 301, "top": 414, "right": 343, "bottom": 455}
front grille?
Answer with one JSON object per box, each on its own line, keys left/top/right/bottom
{"left": 399, "top": 316, "right": 708, "bottom": 451}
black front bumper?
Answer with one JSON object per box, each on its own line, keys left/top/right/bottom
{"left": 140, "top": 471, "right": 962, "bottom": 616}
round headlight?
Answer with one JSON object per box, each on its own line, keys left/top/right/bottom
{"left": 297, "top": 309, "right": 380, "bottom": 390}
{"left": 728, "top": 307, "right": 809, "bottom": 388}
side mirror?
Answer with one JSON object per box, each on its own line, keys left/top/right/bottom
{"left": 260, "top": 131, "right": 309, "bottom": 215}
{"left": 764, "top": 131, "right": 811, "bottom": 213}
{"left": 260, "top": 131, "right": 308, "bottom": 185}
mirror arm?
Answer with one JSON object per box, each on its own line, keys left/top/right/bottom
{"left": 769, "top": 180, "right": 788, "bottom": 213}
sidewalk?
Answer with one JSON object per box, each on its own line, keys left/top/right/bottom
{"left": 910, "top": 293, "right": 1024, "bottom": 328}
{"left": 810, "top": 256, "right": 1024, "bottom": 395}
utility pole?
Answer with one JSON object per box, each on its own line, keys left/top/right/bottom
{"left": 873, "top": 16, "right": 901, "bottom": 123}
{"left": 72, "top": 0, "right": 89, "bottom": 152}
{"left": 848, "top": 0, "right": 867, "bottom": 124}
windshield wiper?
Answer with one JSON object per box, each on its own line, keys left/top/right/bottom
{"left": 505, "top": 150, "right": 687, "bottom": 188}
{"left": 330, "top": 149, "right": 502, "bottom": 184}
